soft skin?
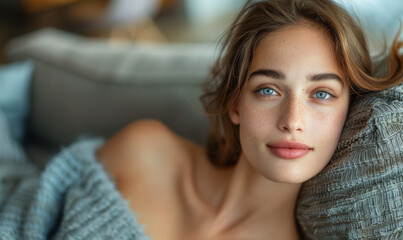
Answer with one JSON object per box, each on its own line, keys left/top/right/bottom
{"left": 229, "top": 23, "right": 350, "bottom": 184}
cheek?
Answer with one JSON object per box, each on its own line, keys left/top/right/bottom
{"left": 237, "top": 107, "right": 264, "bottom": 154}
{"left": 303, "top": 106, "right": 349, "bottom": 181}
{"left": 238, "top": 102, "right": 277, "bottom": 138}
{"left": 310, "top": 108, "right": 348, "bottom": 152}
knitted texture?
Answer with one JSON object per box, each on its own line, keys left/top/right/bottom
{"left": 0, "top": 111, "right": 149, "bottom": 239}
{"left": 297, "top": 77, "right": 403, "bottom": 238}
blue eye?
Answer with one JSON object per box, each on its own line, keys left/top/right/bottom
{"left": 258, "top": 88, "right": 278, "bottom": 96}
{"left": 314, "top": 91, "right": 332, "bottom": 100}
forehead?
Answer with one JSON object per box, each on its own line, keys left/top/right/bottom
{"left": 250, "top": 23, "right": 342, "bottom": 77}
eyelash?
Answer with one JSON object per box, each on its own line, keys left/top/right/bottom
{"left": 313, "top": 91, "right": 334, "bottom": 100}
{"left": 255, "top": 87, "right": 336, "bottom": 101}
{"left": 256, "top": 87, "right": 279, "bottom": 96}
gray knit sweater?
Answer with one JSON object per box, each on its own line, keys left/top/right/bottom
{"left": 0, "top": 111, "right": 149, "bottom": 239}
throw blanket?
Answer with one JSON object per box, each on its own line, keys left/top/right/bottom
{"left": 0, "top": 111, "right": 149, "bottom": 239}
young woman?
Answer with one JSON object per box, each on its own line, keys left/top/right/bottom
{"left": 96, "top": 0, "right": 403, "bottom": 239}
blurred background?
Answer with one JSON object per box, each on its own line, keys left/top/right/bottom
{"left": 0, "top": 0, "right": 402, "bottom": 63}
{"left": 0, "top": 0, "right": 247, "bottom": 63}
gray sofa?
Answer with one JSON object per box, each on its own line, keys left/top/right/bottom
{"left": 6, "top": 28, "right": 216, "bottom": 168}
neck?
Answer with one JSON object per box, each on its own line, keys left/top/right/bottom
{"left": 207, "top": 153, "right": 303, "bottom": 238}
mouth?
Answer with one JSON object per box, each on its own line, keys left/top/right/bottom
{"left": 266, "top": 141, "right": 313, "bottom": 160}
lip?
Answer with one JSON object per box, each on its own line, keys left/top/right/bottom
{"left": 266, "top": 141, "right": 313, "bottom": 160}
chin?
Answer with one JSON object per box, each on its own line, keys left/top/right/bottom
{"left": 261, "top": 167, "right": 320, "bottom": 184}
{"left": 267, "top": 174, "right": 308, "bottom": 184}
{"left": 264, "top": 154, "right": 333, "bottom": 184}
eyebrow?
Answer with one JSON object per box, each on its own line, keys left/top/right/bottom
{"left": 249, "top": 69, "right": 343, "bottom": 83}
{"left": 249, "top": 69, "right": 285, "bottom": 80}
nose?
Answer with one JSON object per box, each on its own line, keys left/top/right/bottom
{"left": 277, "top": 95, "right": 305, "bottom": 133}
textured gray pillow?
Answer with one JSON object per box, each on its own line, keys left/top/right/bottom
{"left": 297, "top": 58, "right": 403, "bottom": 239}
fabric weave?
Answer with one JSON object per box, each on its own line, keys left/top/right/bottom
{"left": 0, "top": 111, "right": 149, "bottom": 240}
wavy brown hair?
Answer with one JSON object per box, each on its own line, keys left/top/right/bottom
{"left": 201, "top": 0, "right": 403, "bottom": 166}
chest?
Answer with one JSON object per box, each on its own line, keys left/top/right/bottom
{"left": 119, "top": 171, "right": 215, "bottom": 240}
{"left": 112, "top": 153, "right": 263, "bottom": 240}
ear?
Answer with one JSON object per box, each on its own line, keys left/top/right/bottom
{"left": 228, "top": 105, "right": 240, "bottom": 125}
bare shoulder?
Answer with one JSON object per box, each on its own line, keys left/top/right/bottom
{"left": 96, "top": 119, "right": 201, "bottom": 188}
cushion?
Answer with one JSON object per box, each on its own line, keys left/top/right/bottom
{"left": 6, "top": 28, "right": 215, "bottom": 148}
{"left": 297, "top": 57, "right": 403, "bottom": 239}
{"left": 0, "top": 60, "right": 33, "bottom": 142}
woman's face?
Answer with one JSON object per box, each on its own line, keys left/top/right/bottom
{"left": 229, "top": 24, "right": 350, "bottom": 183}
